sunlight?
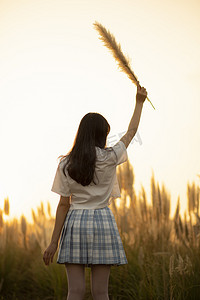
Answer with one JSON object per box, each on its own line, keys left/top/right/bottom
{"left": 0, "top": 0, "right": 199, "bottom": 226}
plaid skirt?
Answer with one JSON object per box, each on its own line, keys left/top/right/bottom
{"left": 57, "top": 206, "right": 128, "bottom": 267}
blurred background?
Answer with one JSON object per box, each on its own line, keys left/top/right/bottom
{"left": 0, "top": 0, "right": 200, "bottom": 221}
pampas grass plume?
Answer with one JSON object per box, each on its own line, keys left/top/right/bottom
{"left": 93, "top": 21, "right": 155, "bottom": 110}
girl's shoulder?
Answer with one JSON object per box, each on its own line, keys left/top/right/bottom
{"left": 96, "top": 140, "right": 127, "bottom": 165}
{"left": 95, "top": 146, "right": 109, "bottom": 162}
{"left": 57, "top": 155, "right": 69, "bottom": 171}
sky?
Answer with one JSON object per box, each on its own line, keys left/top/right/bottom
{"left": 0, "top": 0, "right": 200, "bottom": 222}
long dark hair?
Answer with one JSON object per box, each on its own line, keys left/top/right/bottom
{"left": 58, "top": 113, "right": 110, "bottom": 186}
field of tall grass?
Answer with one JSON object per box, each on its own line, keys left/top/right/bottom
{"left": 0, "top": 160, "right": 200, "bottom": 299}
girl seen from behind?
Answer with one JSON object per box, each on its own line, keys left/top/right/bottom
{"left": 43, "top": 81, "right": 147, "bottom": 300}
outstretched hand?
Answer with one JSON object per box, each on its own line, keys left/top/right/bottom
{"left": 43, "top": 241, "right": 58, "bottom": 266}
{"left": 136, "top": 81, "right": 148, "bottom": 103}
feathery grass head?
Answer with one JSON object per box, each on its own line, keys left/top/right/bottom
{"left": 93, "top": 21, "right": 155, "bottom": 110}
{"left": 4, "top": 197, "right": 10, "bottom": 216}
{"left": 47, "top": 201, "right": 52, "bottom": 218}
{"left": 93, "top": 21, "right": 138, "bottom": 83}
{"left": 21, "top": 215, "right": 27, "bottom": 236}
{"left": 32, "top": 208, "right": 37, "bottom": 224}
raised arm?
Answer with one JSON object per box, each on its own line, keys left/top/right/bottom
{"left": 120, "top": 82, "right": 147, "bottom": 148}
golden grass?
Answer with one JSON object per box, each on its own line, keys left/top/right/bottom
{"left": 0, "top": 160, "right": 200, "bottom": 299}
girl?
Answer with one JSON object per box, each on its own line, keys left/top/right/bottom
{"left": 43, "top": 82, "right": 147, "bottom": 300}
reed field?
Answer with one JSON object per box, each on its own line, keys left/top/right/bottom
{"left": 0, "top": 160, "right": 200, "bottom": 299}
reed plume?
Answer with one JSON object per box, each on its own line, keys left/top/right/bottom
{"left": 93, "top": 21, "right": 155, "bottom": 110}
{"left": 47, "top": 201, "right": 52, "bottom": 218}
{"left": 21, "top": 215, "right": 27, "bottom": 249}
{"left": 0, "top": 209, "right": 3, "bottom": 230}
{"left": 21, "top": 215, "right": 27, "bottom": 236}
{"left": 4, "top": 197, "right": 10, "bottom": 216}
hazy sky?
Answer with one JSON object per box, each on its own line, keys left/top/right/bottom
{"left": 0, "top": 0, "right": 200, "bottom": 221}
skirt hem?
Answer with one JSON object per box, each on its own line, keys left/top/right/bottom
{"left": 57, "top": 261, "right": 128, "bottom": 268}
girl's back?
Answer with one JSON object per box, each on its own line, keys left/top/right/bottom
{"left": 51, "top": 140, "right": 127, "bottom": 210}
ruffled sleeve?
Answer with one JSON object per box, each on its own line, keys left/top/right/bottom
{"left": 106, "top": 141, "right": 128, "bottom": 205}
{"left": 111, "top": 140, "right": 128, "bottom": 165}
{"left": 51, "top": 162, "right": 71, "bottom": 197}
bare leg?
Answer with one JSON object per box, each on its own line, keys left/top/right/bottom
{"left": 90, "top": 264, "right": 111, "bottom": 300}
{"left": 65, "top": 263, "right": 86, "bottom": 300}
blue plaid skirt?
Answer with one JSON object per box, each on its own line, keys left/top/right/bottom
{"left": 57, "top": 206, "right": 128, "bottom": 267}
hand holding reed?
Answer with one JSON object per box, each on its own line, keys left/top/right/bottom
{"left": 136, "top": 81, "right": 148, "bottom": 104}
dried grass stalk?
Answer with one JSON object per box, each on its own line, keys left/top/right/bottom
{"left": 93, "top": 21, "right": 155, "bottom": 110}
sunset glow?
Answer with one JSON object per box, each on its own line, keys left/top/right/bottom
{"left": 0, "top": 0, "right": 200, "bottom": 222}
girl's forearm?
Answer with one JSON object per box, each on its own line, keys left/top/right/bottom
{"left": 120, "top": 100, "right": 144, "bottom": 148}
{"left": 50, "top": 203, "right": 70, "bottom": 245}
{"left": 127, "top": 100, "right": 144, "bottom": 136}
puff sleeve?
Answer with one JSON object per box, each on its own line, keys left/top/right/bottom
{"left": 51, "top": 163, "right": 71, "bottom": 197}
{"left": 111, "top": 140, "right": 128, "bottom": 165}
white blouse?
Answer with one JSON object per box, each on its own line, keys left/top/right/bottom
{"left": 51, "top": 140, "right": 128, "bottom": 210}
